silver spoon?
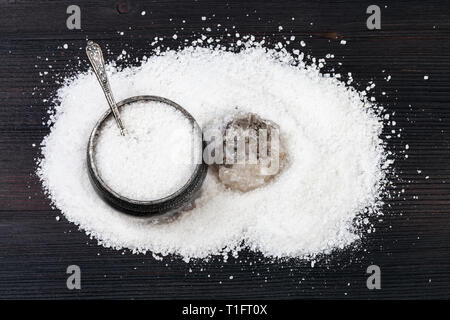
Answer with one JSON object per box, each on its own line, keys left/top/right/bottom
{"left": 86, "top": 41, "right": 125, "bottom": 136}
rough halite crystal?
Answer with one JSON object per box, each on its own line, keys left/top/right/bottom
{"left": 215, "top": 112, "right": 287, "bottom": 192}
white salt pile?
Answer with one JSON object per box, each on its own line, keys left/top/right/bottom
{"left": 94, "top": 101, "right": 196, "bottom": 201}
{"left": 37, "top": 37, "right": 389, "bottom": 261}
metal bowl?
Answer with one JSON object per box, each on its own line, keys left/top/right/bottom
{"left": 87, "top": 95, "right": 207, "bottom": 217}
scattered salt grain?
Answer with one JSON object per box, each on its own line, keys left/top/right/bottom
{"left": 37, "top": 36, "right": 388, "bottom": 261}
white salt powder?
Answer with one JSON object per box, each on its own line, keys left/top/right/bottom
{"left": 37, "top": 37, "right": 388, "bottom": 261}
{"left": 94, "top": 101, "right": 197, "bottom": 201}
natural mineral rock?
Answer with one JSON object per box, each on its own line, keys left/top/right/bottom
{"left": 215, "top": 113, "right": 287, "bottom": 192}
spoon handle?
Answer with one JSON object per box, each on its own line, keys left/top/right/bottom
{"left": 86, "top": 41, "right": 125, "bottom": 135}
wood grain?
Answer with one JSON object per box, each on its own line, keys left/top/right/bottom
{"left": 0, "top": 0, "right": 449, "bottom": 299}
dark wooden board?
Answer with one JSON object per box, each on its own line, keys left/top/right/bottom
{"left": 0, "top": 0, "right": 449, "bottom": 299}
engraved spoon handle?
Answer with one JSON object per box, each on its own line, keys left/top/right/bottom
{"left": 86, "top": 40, "right": 125, "bottom": 135}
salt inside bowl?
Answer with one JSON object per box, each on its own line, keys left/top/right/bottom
{"left": 94, "top": 100, "right": 199, "bottom": 201}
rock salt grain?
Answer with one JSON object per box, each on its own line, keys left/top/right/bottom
{"left": 37, "top": 37, "right": 389, "bottom": 261}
